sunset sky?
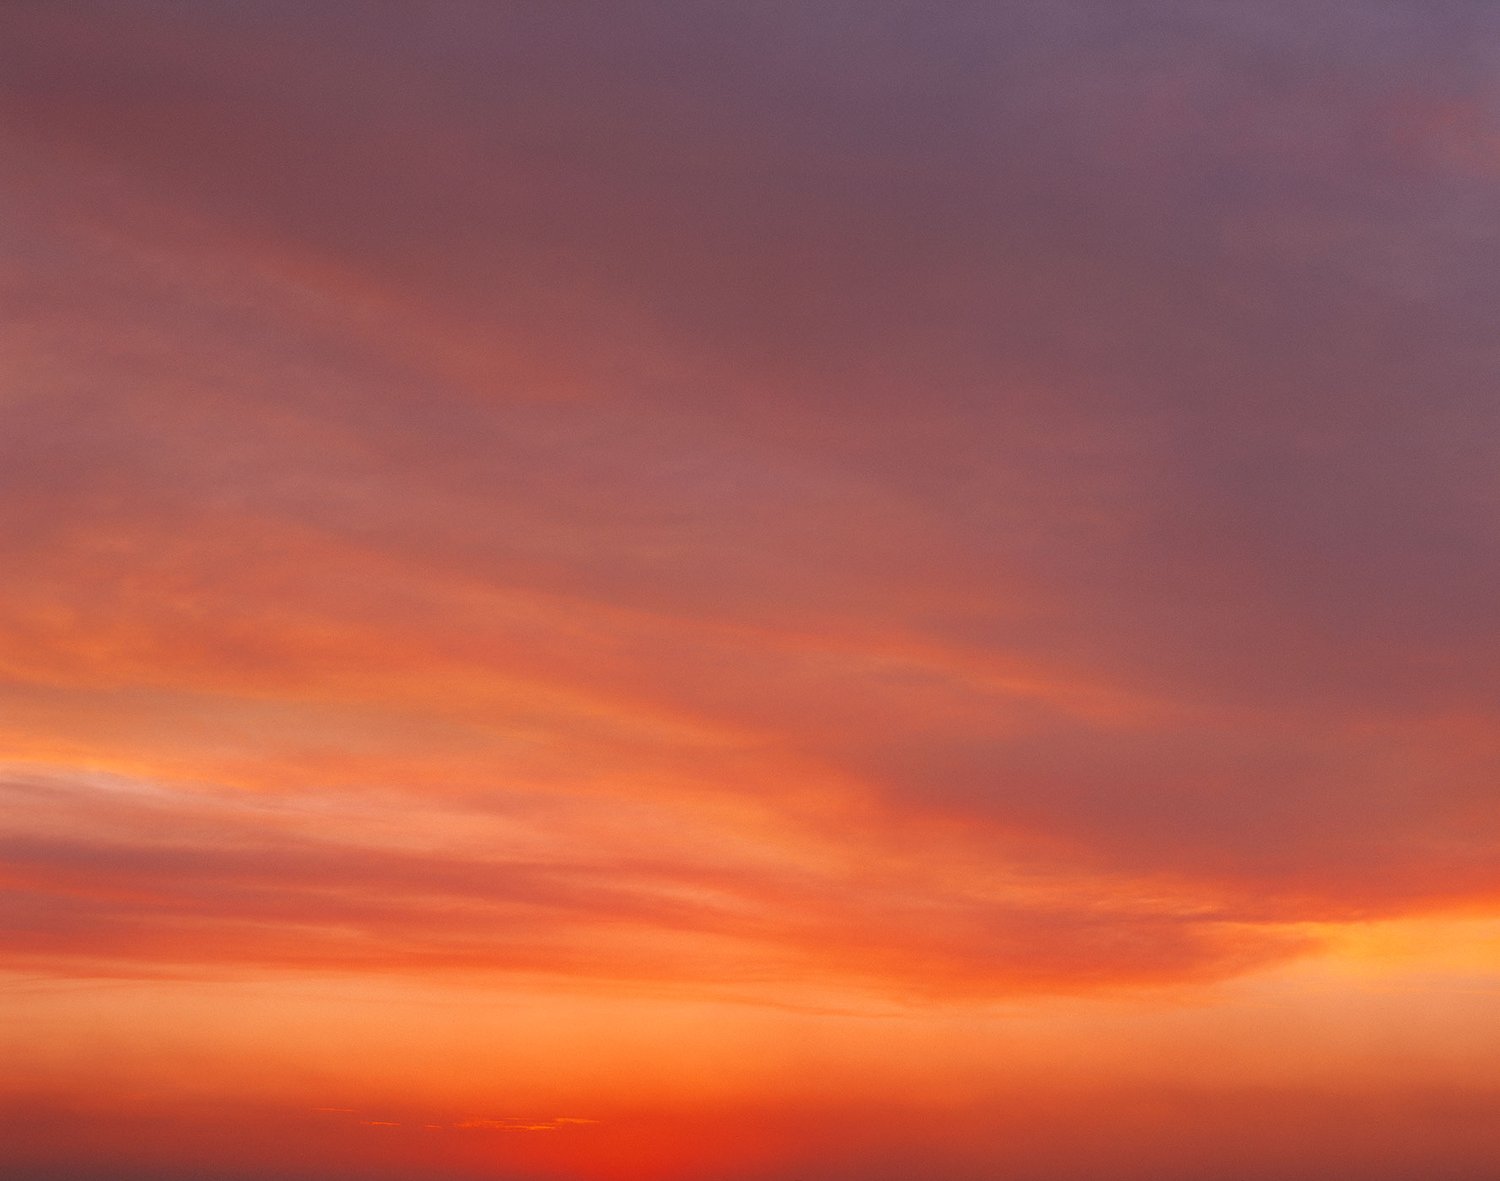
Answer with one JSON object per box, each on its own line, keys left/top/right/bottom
{"left": 4, "top": 2, "right": 1500, "bottom": 1179}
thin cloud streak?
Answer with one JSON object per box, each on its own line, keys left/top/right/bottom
{"left": 0, "top": 769, "right": 1306, "bottom": 996}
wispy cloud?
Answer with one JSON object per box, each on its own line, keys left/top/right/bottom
{"left": 0, "top": 767, "right": 1310, "bottom": 995}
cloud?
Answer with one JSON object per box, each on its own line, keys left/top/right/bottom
{"left": 453, "top": 1117, "right": 599, "bottom": 1132}
{"left": 12, "top": 7, "right": 1500, "bottom": 1180}
{"left": 0, "top": 767, "right": 1312, "bottom": 996}
{"left": 1, "top": 0, "right": 1499, "bottom": 1001}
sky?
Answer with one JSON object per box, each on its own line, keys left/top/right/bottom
{"left": 3, "top": 1, "right": 1500, "bottom": 1178}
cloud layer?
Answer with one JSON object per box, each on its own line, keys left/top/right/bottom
{"left": 4, "top": 2, "right": 1500, "bottom": 1177}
